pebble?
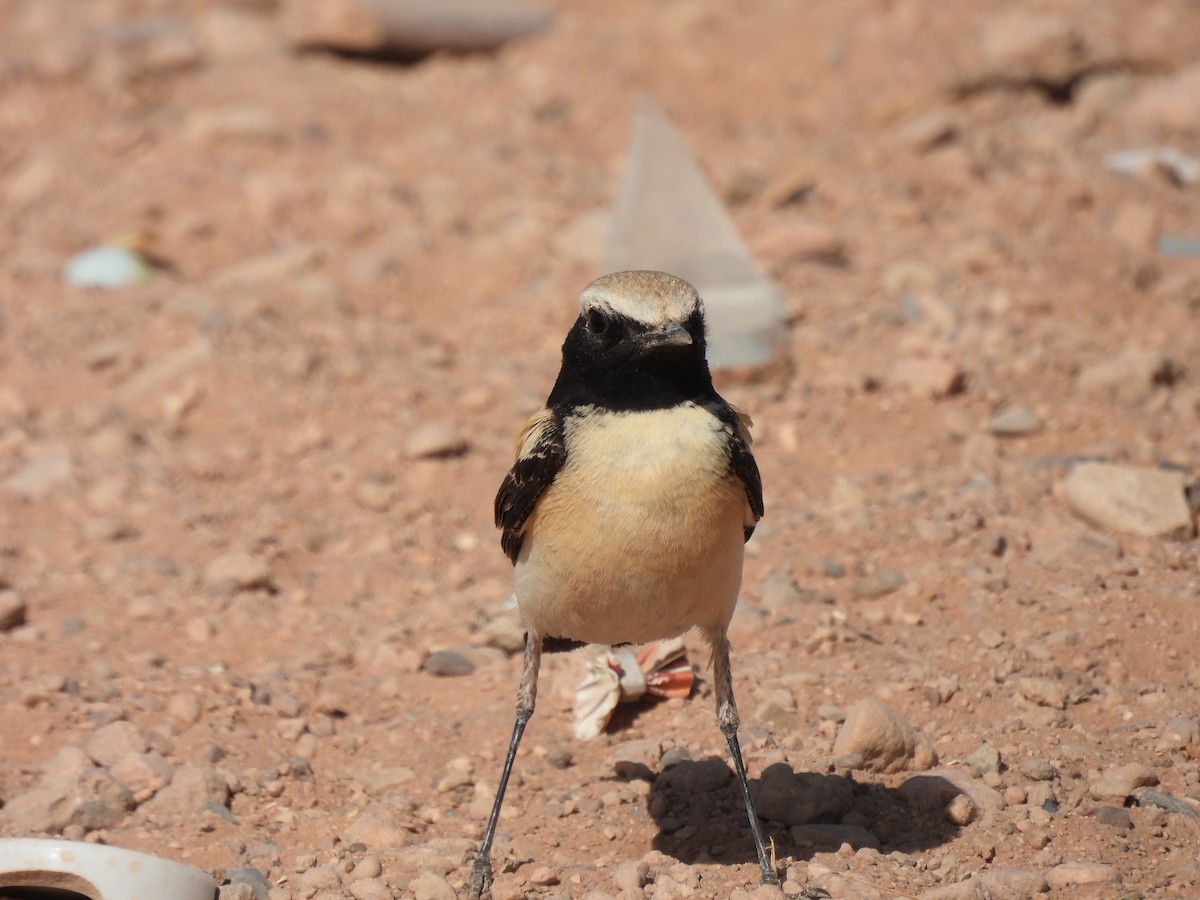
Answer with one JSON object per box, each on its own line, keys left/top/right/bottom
{"left": 918, "top": 868, "right": 1047, "bottom": 899}
{"left": 1064, "top": 463, "right": 1194, "bottom": 539}
{"left": 1019, "top": 759, "right": 1057, "bottom": 782}
{"left": 613, "top": 861, "right": 649, "bottom": 891}
{"left": 421, "top": 650, "right": 475, "bottom": 677}
{"left": 1095, "top": 805, "right": 1133, "bottom": 829}
{"left": 891, "top": 357, "right": 965, "bottom": 398}
{"left": 832, "top": 699, "right": 937, "bottom": 773}
{"left": 85, "top": 721, "right": 150, "bottom": 768}
{"left": 142, "top": 765, "right": 230, "bottom": 818}
{"left": 849, "top": 569, "right": 906, "bottom": 600}
{"left": 900, "top": 769, "right": 1006, "bottom": 815}
{"left": 1077, "top": 347, "right": 1176, "bottom": 403}
{"left": 1089, "top": 762, "right": 1158, "bottom": 802}
{"left": 4, "top": 768, "right": 135, "bottom": 833}
{"left": 944, "top": 793, "right": 975, "bottom": 826}
{"left": 987, "top": 407, "right": 1041, "bottom": 437}
{"left": 110, "top": 750, "right": 174, "bottom": 795}
{"left": 167, "top": 692, "right": 205, "bottom": 725}
{"left": 296, "top": 866, "right": 341, "bottom": 893}
{"left": 203, "top": 550, "right": 273, "bottom": 592}
{"left": 405, "top": 421, "right": 468, "bottom": 460}
{"left": 753, "top": 764, "right": 854, "bottom": 826}
{"left": 1044, "top": 861, "right": 1121, "bottom": 888}
{"left": 187, "top": 106, "right": 285, "bottom": 144}
{"left": 348, "top": 879, "right": 392, "bottom": 900}
{"left": 225, "top": 867, "right": 273, "bottom": 900}
{"left": 351, "top": 855, "right": 382, "bottom": 880}
{"left": 359, "top": 767, "right": 417, "bottom": 795}
{"left": 408, "top": 871, "right": 457, "bottom": 900}
{"left": 965, "top": 743, "right": 1001, "bottom": 777}
{"left": 611, "top": 738, "right": 662, "bottom": 778}
{"left": 4, "top": 443, "right": 75, "bottom": 499}
{"left": 978, "top": 12, "right": 1085, "bottom": 87}
{"left": 0, "top": 590, "right": 28, "bottom": 632}
{"left": 1156, "top": 717, "right": 1199, "bottom": 754}
{"left": 343, "top": 808, "right": 410, "bottom": 849}
{"left": 1017, "top": 677, "right": 1067, "bottom": 710}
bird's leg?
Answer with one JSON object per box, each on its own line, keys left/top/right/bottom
{"left": 469, "top": 633, "right": 542, "bottom": 900}
{"left": 711, "top": 631, "right": 780, "bottom": 886}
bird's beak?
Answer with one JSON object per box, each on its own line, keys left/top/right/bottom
{"left": 638, "top": 322, "right": 693, "bottom": 349}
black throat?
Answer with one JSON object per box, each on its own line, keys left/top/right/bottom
{"left": 546, "top": 309, "right": 717, "bottom": 413}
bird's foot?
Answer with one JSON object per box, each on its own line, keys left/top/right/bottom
{"left": 799, "top": 888, "right": 832, "bottom": 899}
{"left": 467, "top": 858, "right": 492, "bottom": 900}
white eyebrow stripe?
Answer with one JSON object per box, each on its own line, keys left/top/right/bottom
{"left": 579, "top": 270, "right": 702, "bottom": 327}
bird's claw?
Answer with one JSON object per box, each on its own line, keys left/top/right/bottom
{"left": 800, "top": 888, "right": 832, "bottom": 899}
{"left": 467, "top": 860, "right": 491, "bottom": 900}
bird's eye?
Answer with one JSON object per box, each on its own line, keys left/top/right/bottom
{"left": 585, "top": 309, "right": 607, "bottom": 335}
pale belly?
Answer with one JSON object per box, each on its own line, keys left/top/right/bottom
{"left": 513, "top": 405, "right": 749, "bottom": 646}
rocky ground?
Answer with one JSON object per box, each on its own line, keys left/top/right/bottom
{"left": 2, "top": 0, "right": 1200, "bottom": 898}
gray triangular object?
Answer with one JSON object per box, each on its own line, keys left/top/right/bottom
{"left": 604, "top": 95, "right": 787, "bottom": 369}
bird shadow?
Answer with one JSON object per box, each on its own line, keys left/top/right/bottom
{"left": 641, "top": 759, "right": 960, "bottom": 870}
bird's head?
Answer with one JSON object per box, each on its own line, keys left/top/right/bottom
{"left": 549, "top": 271, "right": 713, "bottom": 411}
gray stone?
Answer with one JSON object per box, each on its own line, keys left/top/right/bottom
{"left": 421, "top": 650, "right": 475, "bottom": 677}
{"left": 850, "top": 570, "right": 906, "bottom": 600}
{"left": 143, "top": 765, "right": 230, "bottom": 818}
{"left": 225, "top": 867, "right": 273, "bottom": 900}
{"left": 988, "top": 407, "right": 1042, "bottom": 437}
{"left": 2, "top": 768, "right": 135, "bottom": 833}
{"left": 832, "top": 699, "right": 937, "bottom": 773}
{"left": 1065, "top": 462, "right": 1194, "bottom": 539}
{"left": 85, "top": 720, "right": 150, "bottom": 768}
{"left": 1077, "top": 348, "right": 1176, "bottom": 403}
{"left": 281, "top": 0, "right": 553, "bottom": 56}
{"left": 1096, "top": 805, "right": 1133, "bottom": 829}
{"left": 752, "top": 764, "right": 854, "bottom": 826}
{"left": 965, "top": 743, "right": 1002, "bottom": 776}
{"left": 1019, "top": 759, "right": 1057, "bottom": 782}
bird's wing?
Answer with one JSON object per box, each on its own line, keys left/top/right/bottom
{"left": 495, "top": 407, "right": 568, "bottom": 563}
{"left": 721, "top": 402, "right": 764, "bottom": 541}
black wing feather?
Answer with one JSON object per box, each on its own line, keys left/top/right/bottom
{"left": 708, "top": 400, "right": 764, "bottom": 542}
{"left": 494, "top": 409, "right": 567, "bottom": 563}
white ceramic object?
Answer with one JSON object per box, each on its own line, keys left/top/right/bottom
{"left": 0, "top": 838, "right": 215, "bottom": 900}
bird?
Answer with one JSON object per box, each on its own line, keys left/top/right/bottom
{"left": 469, "top": 270, "right": 776, "bottom": 899}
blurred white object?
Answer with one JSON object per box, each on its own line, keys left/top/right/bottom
{"left": 0, "top": 838, "right": 215, "bottom": 900}
{"left": 605, "top": 95, "right": 788, "bottom": 370}
{"left": 63, "top": 246, "right": 150, "bottom": 289}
